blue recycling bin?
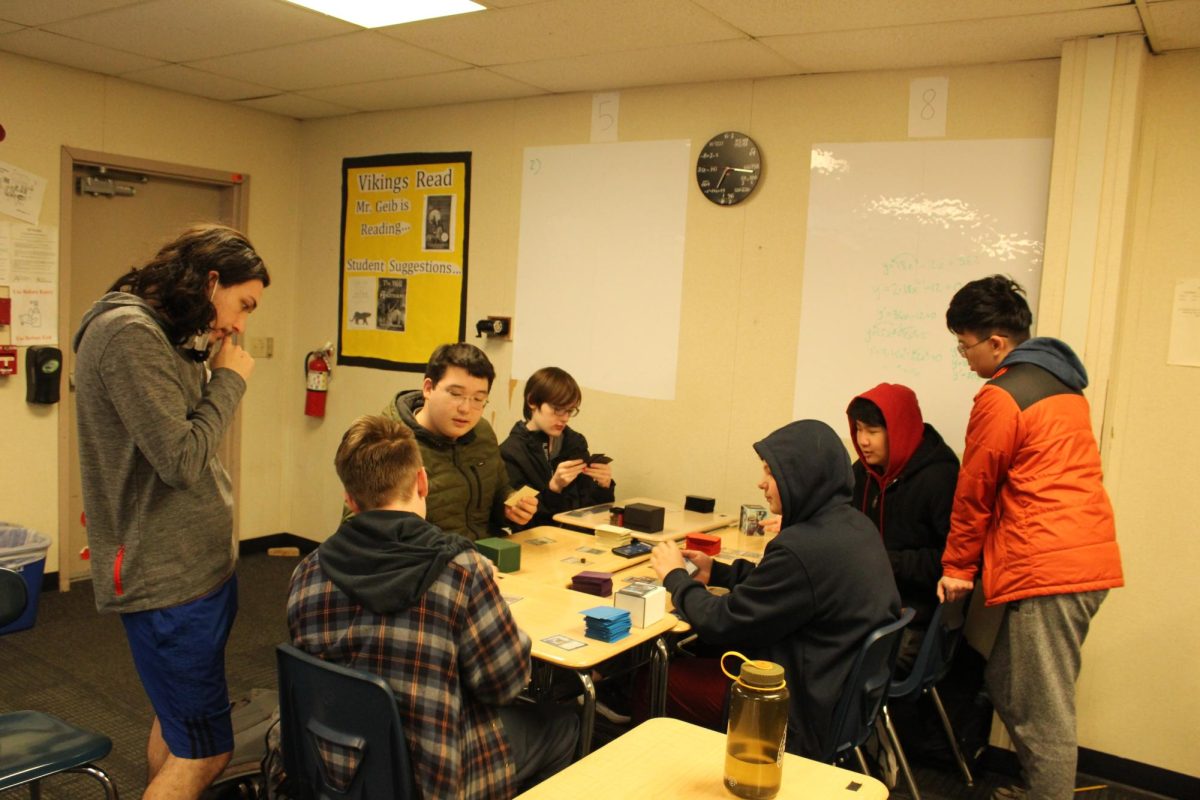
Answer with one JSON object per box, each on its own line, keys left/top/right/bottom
{"left": 0, "top": 524, "right": 51, "bottom": 635}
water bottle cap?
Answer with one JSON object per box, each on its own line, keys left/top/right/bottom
{"left": 739, "top": 660, "right": 785, "bottom": 688}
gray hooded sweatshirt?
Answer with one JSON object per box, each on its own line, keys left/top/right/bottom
{"left": 73, "top": 292, "right": 245, "bottom": 613}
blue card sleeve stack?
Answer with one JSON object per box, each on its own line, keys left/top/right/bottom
{"left": 580, "top": 606, "right": 632, "bottom": 643}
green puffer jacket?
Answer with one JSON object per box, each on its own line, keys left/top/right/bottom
{"left": 382, "top": 390, "right": 514, "bottom": 541}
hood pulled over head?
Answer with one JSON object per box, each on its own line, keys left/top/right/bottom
{"left": 753, "top": 419, "right": 853, "bottom": 527}
{"left": 847, "top": 383, "right": 924, "bottom": 484}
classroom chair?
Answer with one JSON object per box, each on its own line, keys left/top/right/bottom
{"left": 822, "top": 608, "right": 915, "bottom": 778}
{"left": 879, "top": 596, "right": 976, "bottom": 799}
{"left": 0, "top": 567, "right": 119, "bottom": 799}
{"left": 276, "top": 643, "right": 417, "bottom": 799}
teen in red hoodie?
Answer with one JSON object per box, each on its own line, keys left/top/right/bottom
{"left": 847, "top": 383, "right": 959, "bottom": 638}
{"left": 848, "top": 385, "right": 993, "bottom": 770}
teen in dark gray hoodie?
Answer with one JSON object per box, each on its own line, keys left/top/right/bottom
{"left": 650, "top": 419, "right": 901, "bottom": 759}
{"left": 73, "top": 224, "right": 268, "bottom": 798}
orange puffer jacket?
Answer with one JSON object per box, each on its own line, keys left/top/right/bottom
{"left": 943, "top": 342, "right": 1124, "bottom": 606}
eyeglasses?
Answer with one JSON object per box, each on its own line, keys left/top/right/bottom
{"left": 547, "top": 404, "right": 580, "bottom": 418}
{"left": 956, "top": 335, "right": 1005, "bottom": 357}
{"left": 445, "top": 387, "right": 489, "bottom": 409}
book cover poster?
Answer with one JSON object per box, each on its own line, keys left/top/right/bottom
{"left": 339, "top": 152, "right": 470, "bottom": 371}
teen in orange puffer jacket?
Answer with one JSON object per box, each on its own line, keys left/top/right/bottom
{"left": 940, "top": 275, "right": 1122, "bottom": 800}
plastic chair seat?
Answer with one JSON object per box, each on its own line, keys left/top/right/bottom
{"left": 0, "top": 710, "right": 114, "bottom": 790}
{"left": 0, "top": 568, "right": 119, "bottom": 799}
{"left": 276, "top": 643, "right": 417, "bottom": 799}
{"left": 879, "top": 597, "right": 977, "bottom": 799}
{"left": 823, "top": 606, "right": 915, "bottom": 764}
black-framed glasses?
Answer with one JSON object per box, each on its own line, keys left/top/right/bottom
{"left": 547, "top": 404, "right": 579, "bottom": 418}
{"left": 956, "top": 335, "right": 1005, "bottom": 357}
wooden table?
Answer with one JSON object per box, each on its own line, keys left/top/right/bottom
{"left": 553, "top": 496, "right": 737, "bottom": 543}
{"left": 498, "top": 528, "right": 673, "bottom": 755}
{"left": 613, "top": 525, "right": 778, "bottom": 628}
{"left": 514, "top": 717, "right": 888, "bottom": 799}
{"left": 507, "top": 526, "right": 650, "bottom": 585}
{"left": 497, "top": 526, "right": 777, "bottom": 755}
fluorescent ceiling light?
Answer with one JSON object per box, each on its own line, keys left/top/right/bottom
{"left": 284, "top": 0, "right": 486, "bottom": 29}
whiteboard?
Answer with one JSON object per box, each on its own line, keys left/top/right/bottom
{"left": 513, "top": 141, "right": 691, "bottom": 399}
{"left": 793, "top": 139, "right": 1051, "bottom": 451}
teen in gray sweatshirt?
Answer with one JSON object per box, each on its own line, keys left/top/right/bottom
{"left": 72, "top": 224, "right": 268, "bottom": 799}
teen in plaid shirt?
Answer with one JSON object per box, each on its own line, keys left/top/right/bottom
{"left": 287, "top": 415, "right": 577, "bottom": 798}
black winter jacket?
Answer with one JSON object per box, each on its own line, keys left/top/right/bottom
{"left": 851, "top": 428, "right": 958, "bottom": 623}
{"left": 499, "top": 422, "right": 615, "bottom": 529}
{"left": 848, "top": 383, "right": 960, "bottom": 626}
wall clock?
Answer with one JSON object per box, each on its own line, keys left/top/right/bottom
{"left": 696, "top": 131, "right": 762, "bottom": 206}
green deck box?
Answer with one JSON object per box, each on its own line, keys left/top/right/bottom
{"left": 475, "top": 537, "right": 521, "bottom": 573}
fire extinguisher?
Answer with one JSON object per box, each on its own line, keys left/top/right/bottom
{"left": 305, "top": 342, "right": 333, "bottom": 418}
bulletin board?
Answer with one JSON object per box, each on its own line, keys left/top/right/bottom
{"left": 338, "top": 152, "right": 470, "bottom": 371}
{"left": 793, "top": 139, "right": 1051, "bottom": 450}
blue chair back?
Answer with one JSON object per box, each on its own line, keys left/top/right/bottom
{"left": 276, "top": 644, "right": 417, "bottom": 799}
{"left": 823, "top": 607, "right": 915, "bottom": 762}
{"left": 889, "top": 596, "right": 969, "bottom": 701}
{"left": 0, "top": 567, "right": 28, "bottom": 628}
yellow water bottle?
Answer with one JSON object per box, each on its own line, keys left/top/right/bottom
{"left": 722, "top": 652, "right": 789, "bottom": 800}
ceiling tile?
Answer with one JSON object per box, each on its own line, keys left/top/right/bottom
{"left": 122, "top": 63, "right": 277, "bottom": 101}
{"left": 1143, "top": 0, "right": 1200, "bottom": 50}
{"left": 690, "top": 0, "right": 1128, "bottom": 37}
{"left": 303, "top": 67, "right": 546, "bottom": 111}
{"left": 43, "top": 0, "right": 356, "bottom": 62}
{"left": 762, "top": 5, "right": 1142, "bottom": 73}
{"left": 379, "top": 0, "right": 743, "bottom": 65}
{"left": 0, "top": 28, "right": 164, "bottom": 74}
{"left": 0, "top": 0, "right": 141, "bottom": 27}
{"left": 495, "top": 38, "right": 797, "bottom": 93}
{"left": 190, "top": 31, "right": 470, "bottom": 91}
{"left": 234, "top": 92, "right": 357, "bottom": 120}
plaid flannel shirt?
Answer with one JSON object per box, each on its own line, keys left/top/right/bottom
{"left": 287, "top": 548, "right": 530, "bottom": 799}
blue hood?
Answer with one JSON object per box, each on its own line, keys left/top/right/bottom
{"left": 1000, "top": 337, "right": 1088, "bottom": 390}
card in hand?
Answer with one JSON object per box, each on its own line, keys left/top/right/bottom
{"left": 504, "top": 484, "right": 539, "bottom": 507}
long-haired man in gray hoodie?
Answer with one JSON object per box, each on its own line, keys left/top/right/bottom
{"left": 73, "top": 224, "right": 269, "bottom": 799}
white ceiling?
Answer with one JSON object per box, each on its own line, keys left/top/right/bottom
{"left": 1, "top": 0, "right": 1197, "bottom": 120}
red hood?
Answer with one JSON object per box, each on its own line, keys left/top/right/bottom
{"left": 847, "top": 383, "right": 925, "bottom": 486}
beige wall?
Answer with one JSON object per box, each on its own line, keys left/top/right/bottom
{"left": 1075, "top": 48, "right": 1200, "bottom": 775}
{"left": 4, "top": 42, "right": 1196, "bottom": 777}
{"left": 288, "top": 54, "right": 1198, "bottom": 776}
{"left": 0, "top": 51, "right": 300, "bottom": 568}
{"left": 289, "top": 59, "right": 1061, "bottom": 542}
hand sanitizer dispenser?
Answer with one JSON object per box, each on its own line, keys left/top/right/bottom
{"left": 26, "top": 346, "right": 62, "bottom": 404}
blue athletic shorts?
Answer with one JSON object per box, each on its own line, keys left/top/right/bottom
{"left": 121, "top": 575, "right": 239, "bottom": 758}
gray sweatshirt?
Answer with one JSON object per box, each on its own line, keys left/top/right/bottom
{"left": 73, "top": 293, "right": 245, "bottom": 613}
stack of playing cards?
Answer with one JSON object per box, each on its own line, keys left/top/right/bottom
{"left": 595, "top": 524, "right": 633, "bottom": 548}
{"left": 580, "top": 606, "right": 632, "bottom": 643}
{"left": 571, "top": 570, "right": 613, "bottom": 597}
